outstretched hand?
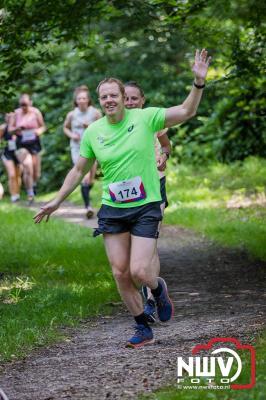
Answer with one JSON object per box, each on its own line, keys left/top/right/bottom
{"left": 33, "top": 199, "right": 60, "bottom": 224}
{"left": 192, "top": 49, "right": 211, "bottom": 82}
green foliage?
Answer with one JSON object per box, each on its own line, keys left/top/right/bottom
{"left": 0, "top": 0, "right": 265, "bottom": 190}
{"left": 166, "top": 0, "right": 266, "bottom": 163}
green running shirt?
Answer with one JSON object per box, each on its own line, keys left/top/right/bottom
{"left": 80, "top": 107, "right": 166, "bottom": 208}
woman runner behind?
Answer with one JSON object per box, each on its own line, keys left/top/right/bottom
{"left": 0, "top": 113, "right": 21, "bottom": 202}
{"left": 9, "top": 94, "right": 46, "bottom": 204}
{"left": 63, "top": 85, "right": 102, "bottom": 218}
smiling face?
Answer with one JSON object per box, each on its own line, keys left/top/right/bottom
{"left": 98, "top": 82, "right": 125, "bottom": 123}
{"left": 124, "top": 86, "right": 145, "bottom": 109}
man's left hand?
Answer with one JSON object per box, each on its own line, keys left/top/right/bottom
{"left": 157, "top": 153, "right": 168, "bottom": 171}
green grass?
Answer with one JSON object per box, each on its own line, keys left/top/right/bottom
{"left": 0, "top": 203, "right": 119, "bottom": 361}
{"left": 140, "top": 333, "right": 266, "bottom": 400}
{"left": 164, "top": 156, "right": 266, "bottom": 260}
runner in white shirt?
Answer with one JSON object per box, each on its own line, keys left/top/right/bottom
{"left": 64, "top": 86, "right": 102, "bottom": 218}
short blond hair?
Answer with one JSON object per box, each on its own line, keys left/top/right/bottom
{"left": 97, "top": 77, "right": 125, "bottom": 97}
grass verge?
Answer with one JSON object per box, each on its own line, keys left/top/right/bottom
{"left": 164, "top": 156, "right": 266, "bottom": 260}
{"left": 0, "top": 202, "right": 119, "bottom": 362}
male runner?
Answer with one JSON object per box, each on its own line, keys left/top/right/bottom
{"left": 34, "top": 49, "right": 210, "bottom": 347}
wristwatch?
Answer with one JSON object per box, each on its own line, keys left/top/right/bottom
{"left": 162, "top": 151, "right": 170, "bottom": 159}
{"left": 194, "top": 81, "right": 205, "bottom": 89}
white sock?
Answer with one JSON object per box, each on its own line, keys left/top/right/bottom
{"left": 11, "top": 194, "right": 20, "bottom": 202}
{"left": 27, "top": 189, "right": 34, "bottom": 197}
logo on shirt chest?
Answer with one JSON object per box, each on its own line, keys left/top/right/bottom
{"left": 97, "top": 134, "right": 115, "bottom": 148}
{"left": 97, "top": 135, "right": 105, "bottom": 144}
{"left": 128, "top": 124, "right": 134, "bottom": 133}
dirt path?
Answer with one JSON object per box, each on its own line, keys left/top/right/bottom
{"left": 0, "top": 203, "right": 265, "bottom": 399}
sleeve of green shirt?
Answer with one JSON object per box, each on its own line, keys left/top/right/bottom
{"left": 80, "top": 127, "right": 96, "bottom": 159}
{"left": 142, "top": 107, "right": 166, "bottom": 133}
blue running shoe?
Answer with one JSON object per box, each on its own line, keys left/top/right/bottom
{"left": 154, "top": 277, "right": 174, "bottom": 322}
{"left": 126, "top": 324, "right": 154, "bottom": 348}
{"left": 144, "top": 299, "right": 156, "bottom": 323}
{"left": 142, "top": 286, "right": 156, "bottom": 323}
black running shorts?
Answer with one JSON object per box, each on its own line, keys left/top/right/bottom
{"left": 94, "top": 201, "right": 162, "bottom": 239}
{"left": 17, "top": 138, "right": 42, "bottom": 154}
{"left": 2, "top": 150, "right": 19, "bottom": 165}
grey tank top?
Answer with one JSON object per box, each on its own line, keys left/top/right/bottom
{"left": 70, "top": 106, "right": 98, "bottom": 147}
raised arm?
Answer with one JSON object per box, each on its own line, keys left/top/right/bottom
{"left": 165, "top": 49, "right": 211, "bottom": 128}
{"left": 33, "top": 156, "right": 95, "bottom": 223}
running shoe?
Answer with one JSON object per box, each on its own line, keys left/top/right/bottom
{"left": 86, "top": 206, "right": 94, "bottom": 219}
{"left": 141, "top": 286, "right": 156, "bottom": 323}
{"left": 126, "top": 324, "right": 154, "bottom": 348}
{"left": 154, "top": 277, "right": 174, "bottom": 322}
{"left": 144, "top": 299, "right": 156, "bottom": 323}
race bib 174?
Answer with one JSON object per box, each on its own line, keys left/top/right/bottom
{"left": 109, "top": 176, "right": 146, "bottom": 203}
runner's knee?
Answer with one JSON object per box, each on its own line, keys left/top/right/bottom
{"left": 8, "top": 171, "right": 16, "bottom": 180}
{"left": 130, "top": 264, "right": 150, "bottom": 285}
{"left": 15, "top": 148, "right": 29, "bottom": 163}
{"left": 4, "top": 163, "right": 16, "bottom": 179}
{"left": 23, "top": 154, "right": 33, "bottom": 170}
{"left": 112, "top": 265, "right": 130, "bottom": 283}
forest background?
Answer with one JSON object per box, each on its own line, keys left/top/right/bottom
{"left": 0, "top": 4, "right": 266, "bottom": 393}
{"left": 0, "top": 0, "right": 265, "bottom": 192}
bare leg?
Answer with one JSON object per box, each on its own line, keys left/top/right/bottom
{"left": 103, "top": 232, "right": 144, "bottom": 316}
{"left": 16, "top": 164, "right": 22, "bottom": 194}
{"left": 16, "top": 149, "right": 34, "bottom": 196}
{"left": 2, "top": 159, "right": 20, "bottom": 197}
{"left": 32, "top": 153, "right": 41, "bottom": 184}
{"left": 0, "top": 183, "right": 3, "bottom": 199}
{"left": 145, "top": 219, "right": 163, "bottom": 300}
{"left": 130, "top": 235, "right": 159, "bottom": 290}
